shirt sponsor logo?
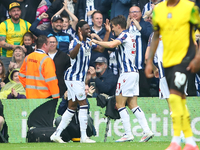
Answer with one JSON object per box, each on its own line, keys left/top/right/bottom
{"left": 28, "top": 59, "right": 38, "bottom": 63}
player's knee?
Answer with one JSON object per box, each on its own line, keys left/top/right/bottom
{"left": 78, "top": 99, "right": 87, "bottom": 106}
{"left": 116, "top": 103, "right": 125, "bottom": 110}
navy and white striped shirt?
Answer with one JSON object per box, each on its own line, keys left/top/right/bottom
{"left": 64, "top": 36, "right": 97, "bottom": 82}
{"left": 115, "top": 31, "right": 138, "bottom": 74}
{"left": 142, "top": 0, "right": 164, "bottom": 16}
{"left": 142, "top": 2, "right": 152, "bottom": 16}
{"left": 148, "top": 33, "right": 165, "bottom": 79}
{"left": 128, "top": 24, "right": 143, "bottom": 70}
{"left": 62, "top": 26, "right": 76, "bottom": 39}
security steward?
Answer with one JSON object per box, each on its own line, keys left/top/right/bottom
{"left": 19, "top": 35, "right": 60, "bottom": 99}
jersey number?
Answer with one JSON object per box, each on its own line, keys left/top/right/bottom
{"left": 174, "top": 72, "right": 186, "bottom": 89}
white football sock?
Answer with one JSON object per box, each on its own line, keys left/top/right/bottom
{"left": 79, "top": 105, "right": 88, "bottom": 140}
{"left": 118, "top": 107, "right": 132, "bottom": 136}
{"left": 171, "top": 136, "right": 181, "bottom": 145}
{"left": 185, "top": 137, "right": 197, "bottom": 147}
{"left": 55, "top": 108, "right": 75, "bottom": 136}
{"left": 131, "top": 106, "right": 150, "bottom": 133}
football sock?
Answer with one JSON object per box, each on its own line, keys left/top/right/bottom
{"left": 118, "top": 107, "right": 132, "bottom": 136}
{"left": 185, "top": 137, "right": 197, "bottom": 147}
{"left": 168, "top": 94, "right": 183, "bottom": 137}
{"left": 181, "top": 99, "right": 193, "bottom": 138}
{"left": 182, "top": 99, "right": 196, "bottom": 146}
{"left": 171, "top": 136, "right": 181, "bottom": 145}
{"left": 79, "top": 105, "right": 88, "bottom": 140}
{"left": 55, "top": 108, "right": 75, "bottom": 136}
{"left": 131, "top": 106, "right": 150, "bottom": 133}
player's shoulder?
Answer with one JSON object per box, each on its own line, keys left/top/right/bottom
{"left": 120, "top": 30, "right": 130, "bottom": 36}
{"left": 154, "top": 1, "right": 167, "bottom": 11}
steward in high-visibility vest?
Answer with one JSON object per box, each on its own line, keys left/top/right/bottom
{"left": 19, "top": 49, "right": 60, "bottom": 99}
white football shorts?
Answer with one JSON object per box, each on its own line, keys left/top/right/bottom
{"left": 65, "top": 80, "right": 86, "bottom": 101}
{"left": 159, "top": 77, "right": 170, "bottom": 99}
{"left": 116, "top": 72, "right": 139, "bottom": 97}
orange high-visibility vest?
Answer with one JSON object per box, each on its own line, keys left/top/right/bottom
{"left": 19, "top": 49, "right": 60, "bottom": 99}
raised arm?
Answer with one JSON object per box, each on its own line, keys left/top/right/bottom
{"left": 63, "top": 1, "right": 78, "bottom": 30}
{"left": 69, "top": 27, "right": 82, "bottom": 59}
{"left": 29, "top": 13, "right": 49, "bottom": 36}
{"left": 51, "top": 6, "right": 65, "bottom": 21}
{"left": 92, "top": 19, "right": 112, "bottom": 52}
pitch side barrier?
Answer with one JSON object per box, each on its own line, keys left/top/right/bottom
{"left": 1, "top": 97, "right": 200, "bottom": 143}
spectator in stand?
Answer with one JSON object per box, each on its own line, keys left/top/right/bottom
{"left": 131, "top": 0, "right": 149, "bottom": 13}
{"left": 10, "top": 46, "right": 25, "bottom": 69}
{"left": 46, "top": 0, "right": 79, "bottom": 20}
{"left": 0, "top": 69, "right": 26, "bottom": 99}
{"left": 3, "top": 46, "right": 26, "bottom": 85}
{"left": 101, "top": 0, "right": 132, "bottom": 20}
{"left": 109, "top": 51, "right": 119, "bottom": 76}
{"left": 48, "top": 35, "right": 71, "bottom": 97}
{"left": 52, "top": 1, "right": 78, "bottom": 38}
{"left": 36, "top": 0, "right": 51, "bottom": 30}
{"left": 143, "top": 11, "right": 152, "bottom": 24}
{"left": 78, "top": 0, "right": 110, "bottom": 25}
{"left": 23, "top": 32, "right": 36, "bottom": 56}
{"left": 90, "top": 10, "right": 115, "bottom": 67}
{"left": 0, "top": 60, "right": 6, "bottom": 91}
{"left": 127, "top": 6, "right": 153, "bottom": 97}
{"left": 6, "top": 46, "right": 25, "bottom": 74}
{"left": 30, "top": 13, "right": 73, "bottom": 54}
{"left": 88, "top": 57, "right": 118, "bottom": 96}
{"left": 0, "top": 2, "right": 31, "bottom": 72}
{"left": 0, "top": 0, "right": 42, "bottom": 23}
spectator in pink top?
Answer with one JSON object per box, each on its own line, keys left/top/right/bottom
{"left": 36, "top": 0, "right": 51, "bottom": 30}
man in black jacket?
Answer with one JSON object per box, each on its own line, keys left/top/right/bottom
{"left": 0, "top": 0, "right": 42, "bottom": 23}
{"left": 30, "top": 13, "right": 73, "bottom": 54}
{"left": 47, "top": 35, "right": 71, "bottom": 97}
{"left": 88, "top": 57, "right": 118, "bottom": 96}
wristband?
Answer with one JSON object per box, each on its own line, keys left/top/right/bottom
{"left": 77, "top": 40, "right": 82, "bottom": 45}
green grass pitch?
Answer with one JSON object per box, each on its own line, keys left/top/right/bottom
{"left": 1, "top": 142, "right": 200, "bottom": 150}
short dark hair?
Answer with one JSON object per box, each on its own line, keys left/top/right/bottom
{"left": 35, "top": 35, "right": 48, "bottom": 49}
{"left": 61, "top": 14, "right": 70, "bottom": 21}
{"left": 23, "top": 32, "right": 34, "bottom": 40}
{"left": 111, "top": 15, "right": 127, "bottom": 29}
{"left": 91, "top": 10, "right": 102, "bottom": 19}
{"left": 47, "top": 35, "right": 57, "bottom": 42}
{"left": 76, "top": 21, "right": 88, "bottom": 35}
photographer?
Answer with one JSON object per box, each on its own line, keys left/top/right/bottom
{"left": 88, "top": 57, "right": 118, "bottom": 96}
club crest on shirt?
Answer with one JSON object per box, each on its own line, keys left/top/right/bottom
{"left": 167, "top": 13, "right": 172, "bottom": 18}
{"left": 79, "top": 93, "right": 83, "bottom": 98}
